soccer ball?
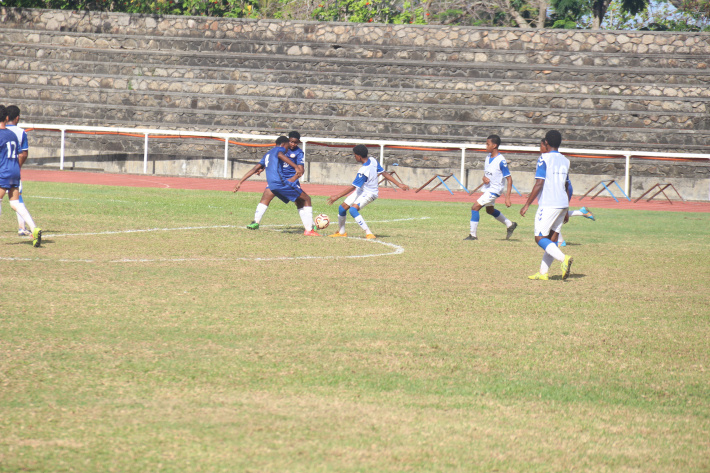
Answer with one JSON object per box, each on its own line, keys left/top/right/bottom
{"left": 314, "top": 213, "right": 330, "bottom": 230}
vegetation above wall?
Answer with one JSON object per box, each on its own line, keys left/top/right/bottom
{"left": 3, "top": 0, "right": 709, "bottom": 30}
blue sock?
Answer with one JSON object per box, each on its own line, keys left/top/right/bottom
{"left": 339, "top": 205, "right": 347, "bottom": 217}
{"left": 537, "top": 238, "right": 557, "bottom": 250}
{"left": 349, "top": 207, "right": 361, "bottom": 218}
{"left": 491, "top": 209, "right": 500, "bottom": 218}
{"left": 471, "top": 210, "right": 480, "bottom": 222}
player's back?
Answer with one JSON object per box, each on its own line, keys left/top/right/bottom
{"left": 0, "top": 128, "right": 21, "bottom": 180}
{"left": 6, "top": 124, "right": 28, "bottom": 151}
{"left": 261, "top": 146, "right": 288, "bottom": 185}
{"left": 538, "top": 151, "right": 570, "bottom": 208}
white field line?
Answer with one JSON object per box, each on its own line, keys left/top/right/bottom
{"left": 0, "top": 217, "right": 428, "bottom": 263}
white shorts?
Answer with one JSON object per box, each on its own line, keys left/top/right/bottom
{"left": 534, "top": 207, "right": 567, "bottom": 237}
{"left": 344, "top": 189, "right": 377, "bottom": 209}
{"left": 476, "top": 190, "right": 500, "bottom": 207}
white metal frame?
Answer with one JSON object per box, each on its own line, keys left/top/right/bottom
{"left": 23, "top": 124, "right": 710, "bottom": 197}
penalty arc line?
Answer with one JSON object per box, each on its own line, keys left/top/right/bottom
{"left": 0, "top": 217, "right": 428, "bottom": 263}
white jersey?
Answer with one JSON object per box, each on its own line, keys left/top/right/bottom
{"left": 535, "top": 151, "right": 570, "bottom": 208}
{"left": 481, "top": 153, "right": 511, "bottom": 195}
{"left": 352, "top": 157, "right": 383, "bottom": 196}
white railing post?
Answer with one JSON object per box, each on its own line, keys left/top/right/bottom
{"left": 460, "top": 148, "right": 466, "bottom": 190}
{"left": 223, "top": 135, "right": 230, "bottom": 179}
{"left": 624, "top": 154, "right": 631, "bottom": 197}
{"left": 143, "top": 133, "right": 149, "bottom": 174}
{"left": 302, "top": 140, "right": 308, "bottom": 183}
{"left": 60, "top": 128, "right": 66, "bottom": 170}
{"left": 379, "top": 144, "right": 385, "bottom": 187}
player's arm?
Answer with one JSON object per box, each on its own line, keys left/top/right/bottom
{"left": 504, "top": 174, "right": 513, "bottom": 208}
{"left": 288, "top": 165, "right": 305, "bottom": 183}
{"left": 233, "top": 163, "right": 264, "bottom": 192}
{"left": 276, "top": 150, "right": 298, "bottom": 170}
{"left": 379, "top": 171, "right": 409, "bottom": 191}
{"left": 18, "top": 150, "right": 28, "bottom": 167}
{"left": 520, "top": 179, "right": 544, "bottom": 217}
{"left": 327, "top": 185, "right": 356, "bottom": 206}
{"left": 563, "top": 177, "right": 572, "bottom": 223}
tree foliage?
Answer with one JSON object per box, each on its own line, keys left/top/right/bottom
{"left": 2, "top": 0, "right": 708, "bottom": 28}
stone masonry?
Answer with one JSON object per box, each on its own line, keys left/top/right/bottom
{"left": 1, "top": 7, "right": 708, "bottom": 199}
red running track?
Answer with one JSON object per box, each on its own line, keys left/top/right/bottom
{"left": 22, "top": 168, "right": 710, "bottom": 213}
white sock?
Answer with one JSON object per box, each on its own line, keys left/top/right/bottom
{"left": 17, "top": 208, "right": 25, "bottom": 228}
{"left": 254, "top": 203, "right": 268, "bottom": 223}
{"left": 354, "top": 215, "right": 371, "bottom": 234}
{"left": 544, "top": 241, "right": 566, "bottom": 262}
{"left": 10, "top": 201, "right": 35, "bottom": 231}
{"left": 494, "top": 213, "right": 512, "bottom": 227}
{"left": 540, "top": 253, "right": 554, "bottom": 274}
{"left": 338, "top": 215, "right": 346, "bottom": 234}
{"left": 570, "top": 210, "right": 584, "bottom": 217}
{"left": 558, "top": 231, "right": 565, "bottom": 243}
{"left": 469, "top": 221, "right": 479, "bottom": 237}
{"left": 298, "top": 206, "right": 313, "bottom": 231}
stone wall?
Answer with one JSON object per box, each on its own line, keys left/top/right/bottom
{"left": 1, "top": 7, "right": 708, "bottom": 199}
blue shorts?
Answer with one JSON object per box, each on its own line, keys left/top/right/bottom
{"left": 269, "top": 180, "right": 303, "bottom": 203}
{"left": 0, "top": 177, "right": 20, "bottom": 189}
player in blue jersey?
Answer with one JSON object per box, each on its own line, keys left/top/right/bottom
{"left": 520, "top": 130, "right": 573, "bottom": 280}
{"left": 6, "top": 106, "right": 38, "bottom": 238}
{"left": 0, "top": 105, "right": 41, "bottom": 247}
{"left": 233, "top": 131, "right": 307, "bottom": 230}
{"left": 465, "top": 134, "right": 517, "bottom": 241}
{"left": 326, "top": 144, "right": 409, "bottom": 239}
{"left": 242, "top": 135, "right": 319, "bottom": 236}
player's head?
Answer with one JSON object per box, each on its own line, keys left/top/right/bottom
{"left": 543, "top": 130, "right": 562, "bottom": 150}
{"left": 275, "top": 136, "right": 289, "bottom": 147}
{"left": 0, "top": 105, "right": 6, "bottom": 123}
{"left": 486, "top": 134, "right": 501, "bottom": 149}
{"left": 486, "top": 135, "right": 500, "bottom": 153}
{"left": 6, "top": 105, "right": 20, "bottom": 123}
{"left": 539, "top": 138, "right": 549, "bottom": 153}
{"left": 353, "top": 144, "right": 368, "bottom": 160}
{"left": 288, "top": 131, "right": 300, "bottom": 150}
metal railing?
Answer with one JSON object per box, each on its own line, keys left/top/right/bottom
{"left": 22, "top": 124, "right": 710, "bottom": 197}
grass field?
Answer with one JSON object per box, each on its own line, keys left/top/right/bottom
{"left": 1, "top": 180, "right": 709, "bottom": 472}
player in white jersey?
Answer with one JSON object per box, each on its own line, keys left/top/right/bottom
{"left": 465, "top": 134, "right": 517, "bottom": 241}
{"left": 6, "top": 106, "right": 37, "bottom": 237}
{"left": 520, "top": 130, "right": 573, "bottom": 280}
{"left": 326, "top": 144, "right": 409, "bottom": 239}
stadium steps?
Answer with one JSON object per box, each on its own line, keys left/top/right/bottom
{"left": 1, "top": 25, "right": 709, "bottom": 152}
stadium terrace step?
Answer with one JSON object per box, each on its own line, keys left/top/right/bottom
{"left": 1, "top": 11, "right": 709, "bottom": 157}
{"left": 1, "top": 27, "right": 708, "bottom": 72}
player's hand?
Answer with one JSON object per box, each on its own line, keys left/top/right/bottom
{"left": 564, "top": 213, "right": 570, "bottom": 224}
{"left": 233, "top": 183, "right": 241, "bottom": 193}
{"left": 505, "top": 198, "right": 512, "bottom": 208}
{"left": 400, "top": 184, "right": 410, "bottom": 191}
{"left": 326, "top": 196, "right": 336, "bottom": 205}
{"left": 520, "top": 205, "right": 528, "bottom": 217}
{"left": 482, "top": 176, "right": 490, "bottom": 185}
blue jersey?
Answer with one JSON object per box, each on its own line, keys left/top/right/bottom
{"left": 0, "top": 128, "right": 21, "bottom": 187}
{"left": 280, "top": 147, "right": 304, "bottom": 180}
{"left": 259, "top": 146, "right": 303, "bottom": 203}
{"left": 260, "top": 146, "right": 288, "bottom": 184}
